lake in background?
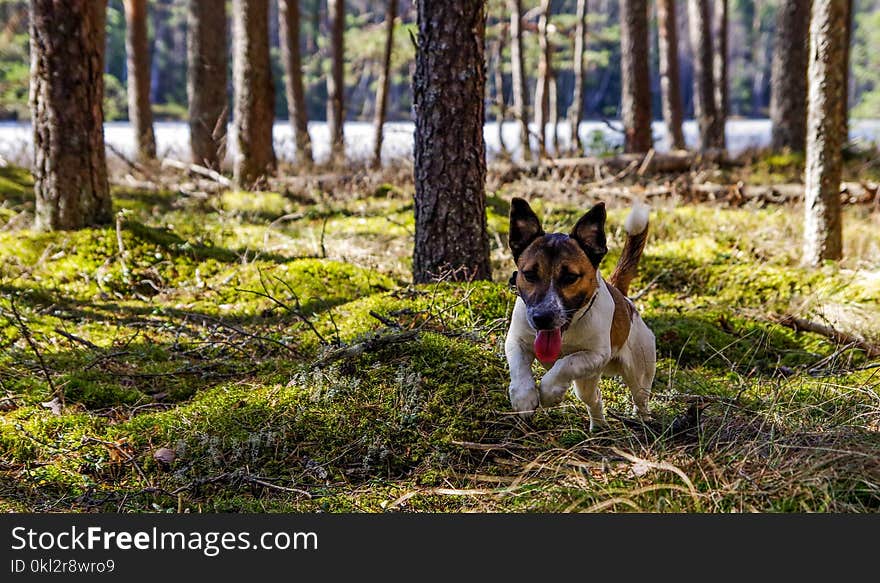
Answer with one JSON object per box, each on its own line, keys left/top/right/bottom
{"left": 1, "top": 119, "right": 879, "bottom": 168}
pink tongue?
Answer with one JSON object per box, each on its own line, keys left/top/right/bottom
{"left": 534, "top": 329, "right": 562, "bottom": 365}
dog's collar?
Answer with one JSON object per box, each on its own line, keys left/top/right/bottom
{"left": 571, "top": 289, "right": 600, "bottom": 326}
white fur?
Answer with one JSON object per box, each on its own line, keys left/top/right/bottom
{"left": 505, "top": 275, "right": 656, "bottom": 431}
{"left": 624, "top": 202, "right": 650, "bottom": 235}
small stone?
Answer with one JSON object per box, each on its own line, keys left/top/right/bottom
{"left": 153, "top": 447, "right": 176, "bottom": 466}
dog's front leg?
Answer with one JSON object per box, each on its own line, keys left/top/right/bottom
{"left": 505, "top": 336, "right": 539, "bottom": 417}
{"left": 539, "top": 350, "right": 610, "bottom": 408}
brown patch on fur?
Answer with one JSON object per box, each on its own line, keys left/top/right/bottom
{"left": 608, "top": 226, "right": 649, "bottom": 296}
{"left": 516, "top": 235, "right": 599, "bottom": 316}
{"left": 607, "top": 283, "right": 634, "bottom": 350}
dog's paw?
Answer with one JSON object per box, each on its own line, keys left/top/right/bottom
{"left": 509, "top": 380, "right": 539, "bottom": 417}
{"left": 631, "top": 388, "right": 651, "bottom": 420}
{"left": 589, "top": 417, "right": 609, "bottom": 433}
{"left": 537, "top": 369, "right": 569, "bottom": 408}
{"left": 633, "top": 406, "right": 652, "bottom": 421}
{"left": 538, "top": 380, "right": 569, "bottom": 408}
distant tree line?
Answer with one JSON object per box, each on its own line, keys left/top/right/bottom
{"left": 20, "top": 0, "right": 866, "bottom": 280}
{"left": 4, "top": 0, "right": 880, "bottom": 125}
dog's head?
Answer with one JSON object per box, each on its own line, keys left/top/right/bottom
{"left": 508, "top": 198, "right": 607, "bottom": 333}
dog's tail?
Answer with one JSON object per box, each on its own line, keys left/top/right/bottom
{"left": 608, "top": 203, "right": 649, "bottom": 296}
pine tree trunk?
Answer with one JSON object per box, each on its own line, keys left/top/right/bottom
{"left": 803, "top": 0, "right": 848, "bottom": 266}
{"left": 842, "top": 0, "right": 852, "bottom": 139}
{"left": 508, "top": 0, "right": 531, "bottom": 161}
{"left": 232, "top": 0, "right": 276, "bottom": 188}
{"left": 549, "top": 73, "right": 558, "bottom": 155}
{"left": 569, "top": 0, "right": 587, "bottom": 154}
{"left": 308, "top": 0, "right": 319, "bottom": 52}
{"left": 187, "top": 0, "right": 228, "bottom": 169}
{"left": 687, "top": 0, "right": 721, "bottom": 151}
{"left": 413, "top": 0, "right": 491, "bottom": 284}
{"left": 327, "top": 0, "right": 345, "bottom": 163}
{"left": 749, "top": 4, "right": 771, "bottom": 116}
{"left": 372, "top": 0, "right": 397, "bottom": 169}
{"left": 151, "top": 0, "right": 187, "bottom": 107}
{"left": 280, "top": 0, "right": 313, "bottom": 166}
{"left": 123, "top": 0, "right": 155, "bottom": 162}
{"left": 712, "top": 0, "right": 727, "bottom": 149}
{"left": 769, "top": 0, "right": 810, "bottom": 152}
{"left": 620, "top": 0, "right": 652, "bottom": 153}
{"left": 657, "top": 0, "right": 685, "bottom": 150}
{"left": 534, "top": 0, "right": 551, "bottom": 157}
{"left": 30, "top": 0, "right": 111, "bottom": 230}
{"left": 493, "top": 30, "right": 509, "bottom": 155}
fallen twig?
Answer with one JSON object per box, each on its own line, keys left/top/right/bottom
{"left": 629, "top": 269, "right": 669, "bottom": 301}
{"left": 313, "top": 330, "right": 419, "bottom": 368}
{"left": 161, "top": 158, "right": 233, "bottom": 188}
{"left": 771, "top": 314, "right": 880, "bottom": 358}
{"left": 115, "top": 212, "right": 131, "bottom": 281}
{"left": 5, "top": 298, "right": 62, "bottom": 405}
{"left": 244, "top": 475, "right": 312, "bottom": 498}
{"left": 107, "top": 142, "right": 148, "bottom": 176}
{"left": 369, "top": 310, "right": 401, "bottom": 329}
{"left": 54, "top": 328, "right": 101, "bottom": 351}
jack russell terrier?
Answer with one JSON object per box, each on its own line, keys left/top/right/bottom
{"left": 504, "top": 198, "right": 656, "bottom": 430}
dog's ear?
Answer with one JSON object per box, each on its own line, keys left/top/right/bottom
{"left": 571, "top": 202, "right": 607, "bottom": 267}
{"left": 509, "top": 198, "right": 544, "bottom": 260}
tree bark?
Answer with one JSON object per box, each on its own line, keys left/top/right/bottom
{"left": 372, "top": 0, "right": 397, "bottom": 168}
{"left": 327, "top": 0, "right": 345, "bottom": 163}
{"left": 123, "top": 0, "right": 155, "bottom": 162}
{"left": 569, "top": 0, "right": 587, "bottom": 154}
{"left": 549, "top": 74, "right": 559, "bottom": 155}
{"left": 620, "top": 0, "right": 652, "bottom": 153}
{"left": 803, "top": 0, "right": 849, "bottom": 266}
{"left": 769, "top": 0, "right": 810, "bottom": 152}
{"left": 534, "top": 0, "right": 552, "bottom": 157}
{"left": 687, "top": 0, "right": 722, "bottom": 151}
{"left": 493, "top": 29, "right": 509, "bottom": 156}
{"left": 310, "top": 0, "right": 320, "bottom": 52}
{"left": 187, "top": 0, "right": 228, "bottom": 170}
{"left": 30, "top": 0, "right": 111, "bottom": 230}
{"left": 657, "top": 0, "right": 685, "bottom": 150}
{"left": 413, "top": 0, "right": 491, "bottom": 283}
{"left": 712, "top": 0, "right": 727, "bottom": 148}
{"left": 232, "top": 0, "right": 276, "bottom": 188}
{"left": 842, "top": 0, "right": 852, "bottom": 139}
{"left": 279, "top": 0, "right": 313, "bottom": 167}
{"left": 507, "top": 0, "right": 531, "bottom": 161}
{"left": 749, "top": 3, "right": 772, "bottom": 115}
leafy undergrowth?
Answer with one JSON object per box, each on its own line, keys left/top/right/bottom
{"left": 1, "top": 166, "right": 879, "bottom": 513}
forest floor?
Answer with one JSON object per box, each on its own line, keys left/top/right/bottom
{"left": 1, "top": 151, "right": 879, "bottom": 513}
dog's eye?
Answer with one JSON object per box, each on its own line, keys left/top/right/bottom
{"left": 522, "top": 270, "right": 539, "bottom": 283}
{"left": 559, "top": 272, "right": 580, "bottom": 286}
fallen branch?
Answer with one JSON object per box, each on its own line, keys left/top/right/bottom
{"left": 244, "top": 475, "right": 312, "bottom": 498}
{"left": 450, "top": 440, "right": 531, "bottom": 451}
{"left": 549, "top": 151, "right": 698, "bottom": 173}
{"left": 161, "top": 158, "right": 233, "bottom": 188}
{"left": 629, "top": 269, "right": 669, "bottom": 301}
{"left": 5, "top": 298, "right": 62, "bottom": 404}
{"left": 387, "top": 486, "right": 516, "bottom": 509}
{"left": 54, "top": 328, "right": 101, "bottom": 351}
{"left": 107, "top": 142, "right": 149, "bottom": 176}
{"left": 313, "top": 330, "right": 419, "bottom": 368}
{"left": 771, "top": 314, "right": 880, "bottom": 358}
{"left": 694, "top": 181, "right": 875, "bottom": 204}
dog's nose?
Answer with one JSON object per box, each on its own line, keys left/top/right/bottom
{"left": 532, "top": 312, "right": 556, "bottom": 330}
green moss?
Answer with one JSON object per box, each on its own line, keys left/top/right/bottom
{"left": 2, "top": 180, "right": 879, "bottom": 513}
{"left": 0, "top": 164, "right": 33, "bottom": 195}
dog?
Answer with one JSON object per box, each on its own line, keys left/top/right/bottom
{"left": 504, "top": 198, "right": 656, "bottom": 430}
